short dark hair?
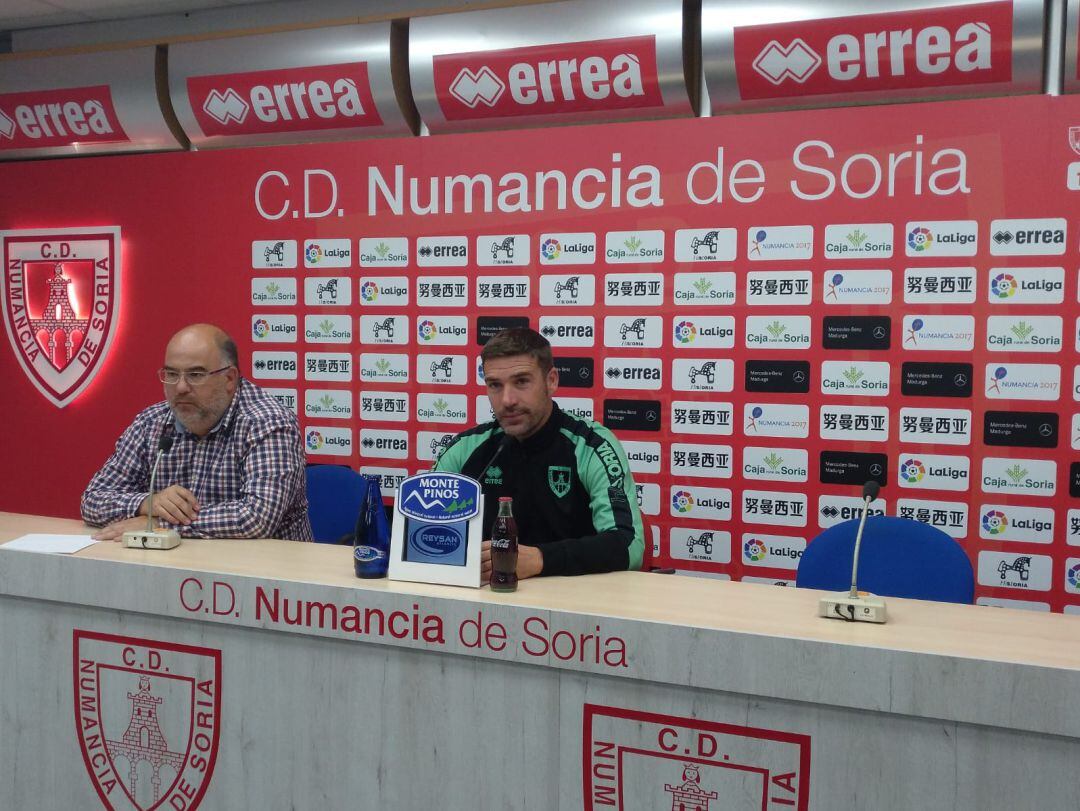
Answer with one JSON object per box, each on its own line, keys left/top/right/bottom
{"left": 481, "top": 328, "right": 553, "bottom": 374}
{"left": 218, "top": 335, "right": 239, "bottom": 367}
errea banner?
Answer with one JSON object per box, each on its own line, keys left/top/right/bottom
{"left": 431, "top": 36, "right": 663, "bottom": 121}
{"left": 0, "top": 86, "right": 128, "bottom": 150}
{"left": 731, "top": 3, "right": 1014, "bottom": 101}
{"left": 186, "top": 63, "right": 382, "bottom": 137}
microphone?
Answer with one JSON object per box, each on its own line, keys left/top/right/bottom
{"left": 145, "top": 433, "right": 174, "bottom": 532}
{"left": 477, "top": 434, "right": 511, "bottom": 485}
{"left": 848, "top": 480, "right": 880, "bottom": 598}
{"left": 818, "top": 480, "right": 886, "bottom": 623}
{"left": 123, "top": 431, "right": 182, "bottom": 550}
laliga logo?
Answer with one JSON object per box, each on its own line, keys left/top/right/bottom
{"left": 305, "top": 244, "right": 323, "bottom": 264}
{"left": 752, "top": 39, "right": 822, "bottom": 85}
{"left": 900, "top": 459, "right": 925, "bottom": 483}
{"left": 982, "top": 509, "right": 1008, "bottom": 535}
{"left": 252, "top": 319, "right": 269, "bottom": 339}
{"left": 673, "top": 321, "right": 696, "bottom": 344}
{"left": 541, "top": 238, "right": 562, "bottom": 260}
{"left": 361, "top": 281, "right": 378, "bottom": 302}
{"left": 671, "top": 490, "right": 694, "bottom": 513}
{"left": 306, "top": 430, "right": 324, "bottom": 451}
{"left": 1068, "top": 563, "right": 1080, "bottom": 590}
{"left": 448, "top": 66, "right": 506, "bottom": 108}
{"left": 907, "top": 227, "right": 933, "bottom": 252}
{"left": 418, "top": 320, "right": 437, "bottom": 342}
{"left": 201, "top": 88, "right": 249, "bottom": 125}
{"left": 744, "top": 538, "right": 767, "bottom": 562}
{"left": 991, "top": 273, "right": 1017, "bottom": 298}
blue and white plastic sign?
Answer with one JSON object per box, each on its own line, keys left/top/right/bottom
{"left": 389, "top": 472, "right": 484, "bottom": 588}
{"left": 397, "top": 472, "right": 481, "bottom": 523}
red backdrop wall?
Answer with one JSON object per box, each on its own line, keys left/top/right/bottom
{"left": 2, "top": 92, "right": 1078, "bottom": 610}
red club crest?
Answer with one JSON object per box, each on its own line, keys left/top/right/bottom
{"left": 73, "top": 630, "right": 222, "bottom": 811}
{"left": 1, "top": 227, "right": 121, "bottom": 407}
{"left": 1069, "top": 126, "right": 1080, "bottom": 156}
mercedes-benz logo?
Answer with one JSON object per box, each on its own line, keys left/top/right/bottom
{"left": 792, "top": 371, "right": 806, "bottom": 383}
{"left": 869, "top": 464, "right": 883, "bottom": 476}
{"left": 1039, "top": 423, "right": 1054, "bottom": 436}
{"left": 873, "top": 326, "right": 887, "bottom": 339}
{"left": 954, "top": 373, "right": 968, "bottom": 387}
{"left": 646, "top": 410, "right": 658, "bottom": 422}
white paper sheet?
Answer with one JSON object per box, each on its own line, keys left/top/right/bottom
{"left": 0, "top": 534, "right": 98, "bottom": 554}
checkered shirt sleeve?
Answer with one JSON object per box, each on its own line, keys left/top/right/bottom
{"left": 80, "top": 404, "right": 166, "bottom": 526}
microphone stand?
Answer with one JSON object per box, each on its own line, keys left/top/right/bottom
{"left": 123, "top": 434, "right": 182, "bottom": 550}
{"left": 818, "top": 481, "right": 887, "bottom": 623}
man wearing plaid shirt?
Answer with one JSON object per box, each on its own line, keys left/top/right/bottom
{"left": 81, "top": 324, "right": 312, "bottom": 541}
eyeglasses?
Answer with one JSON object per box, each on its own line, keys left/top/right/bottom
{"left": 158, "top": 366, "right": 233, "bottom": 386}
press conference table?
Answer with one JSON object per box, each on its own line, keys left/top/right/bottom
{"left": 1, "top": 512, "right": 1078, "bottom": 809}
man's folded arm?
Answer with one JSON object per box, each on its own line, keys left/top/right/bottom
{"left": 168, "top": 421, "right": 304, "bottom": 539}
{"left": 540, "top": 441, "right": 645, "bottom": 577}
{"left": 80, "top": 419, "right": 153, "bottom": 527}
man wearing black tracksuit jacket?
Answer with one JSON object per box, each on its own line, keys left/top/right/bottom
{"left": 434, "top": 328, "right": 644, "bottom": 580}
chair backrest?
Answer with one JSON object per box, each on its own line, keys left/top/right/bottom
{"left": 796, "top": 515, "right": 975, "bottom": 604}
{"left": 305, "top": 465, "right": 368, "bottom": 544}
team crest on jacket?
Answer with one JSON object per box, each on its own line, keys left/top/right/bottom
{"left": 73, "top": 630, "right": 222, "bottom": 811}
{"left": 548, "top": 465, "right": 572, "bottom": 498}
{"left": 1, "top": 227, "right": 121, "bottom": 407}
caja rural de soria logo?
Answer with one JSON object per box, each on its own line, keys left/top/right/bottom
{"left": 907, "top": 227, "right": 933, "bottom": 252}
{"left": 744, "top": 538, "right": 767, "bottom": 562}
{"left": 418, "top": 320, "right": 437, "bottom": 341}
{"left": 982, "top": 509, "right": 1008, "bottom": 535}
{"left": 899, "top": 459, "right": 926, "bottom": 483}
{"left": 991, "top": 273, "right": 1017, "bottom": 298}
{"left": 361, "top": 281, "right": 379, "bottom": 302}
{"left": 671, "top": 490, "right": 694, "bottom": 513}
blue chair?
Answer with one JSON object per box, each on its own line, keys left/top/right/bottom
{"left": 305, "top": 465, "right": 368, "bottom": 544}
{"left": 796, "top": 516, "right": 975, "bottom": 604}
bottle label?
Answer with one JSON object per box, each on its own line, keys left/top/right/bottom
{"left": 354, "top": 545, "right": 386, "bottom": 563}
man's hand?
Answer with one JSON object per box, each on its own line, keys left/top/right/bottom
{"left": 92, "top": 516, "right": 155, "bottom": 542}
{"left": 139, "top": 485, "right": 199, "bottom": 525}
{"left": 481, "top": 541, "right": 544, "bottom": 585}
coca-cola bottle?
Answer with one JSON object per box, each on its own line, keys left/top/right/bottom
{"left": 489, "top": 497, "right": 518, "bottom": 592}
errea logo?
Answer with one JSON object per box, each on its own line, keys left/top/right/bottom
{"left": 989, "top": 218, "right": 1067, "bottom": 256}
{"left": 433, "top": 36, "right": 663, "bottom": 121}
{"left": 187, "top": 62, "right": 382, "bottom": 136}
{"left": 734, "top": 4, "right": 1012, "bottom": 100}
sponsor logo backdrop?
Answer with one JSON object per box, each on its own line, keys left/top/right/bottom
{"left": 2, "top": 93, "right": 1080, "bottom": 610}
